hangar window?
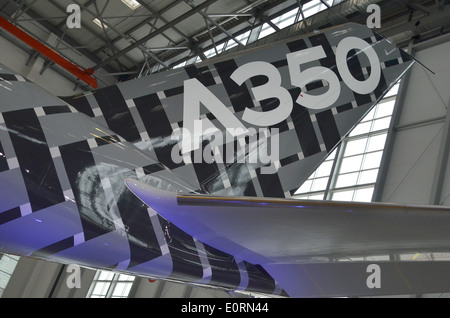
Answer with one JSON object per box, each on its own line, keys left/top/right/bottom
{"left": 301, "top": 0, "right": 332, "bottom": 19}
{"left": 204, "top": 43, "right": 226, "bottom": 59}
{"left": 294, "top": 82, "right": 401, "bottom": 202}
{"left": 258, "top": 23, "right": 277, "bottom": 40}
{"left": 87, "top": 270, "right": 135, "bottom": 298}
{"left": 225, "top": 30, "right": 251, "bottom": 51}
{"left": 0, "top": 254, "right": 20, "bottom": 297}
{"left": 296, "top": 148, "right": 337, "bottom": 196}
{"left": 186, "top": 0, "right": 344, "bottom": 68}
{"left": 271, "top": 8, "right": 299, "bottom": 30}
{"left": 173, "top": 61, "right": 187, "bottom": 69}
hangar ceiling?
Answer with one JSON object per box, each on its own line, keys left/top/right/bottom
{"left": 0, "top": 0, "right": 449, "bottom": 90}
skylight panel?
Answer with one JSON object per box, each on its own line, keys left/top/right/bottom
{"left": 258, "top": 23, "right": 276, "bottom": 39}
{"left": 93, "top": 18, "right": 108, "bottom": 29}
{"left": 121, "top": 0, "right": 141, "bottom": 10}
{"left": 271, "top": 8, "right": 298, "bottom": 30}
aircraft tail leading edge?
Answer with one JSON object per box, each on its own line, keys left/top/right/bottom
{"left": 61, "top": 23, "right": 415, "bottom": 198}
{"left": 126, "top": 178, "right": 450, "bottom": 297}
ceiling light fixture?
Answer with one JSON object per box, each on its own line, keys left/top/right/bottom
{"left": 93, "top": 18, "right": 108, "bottom": 29}
{"left": 207, "top": 13, "right": 253, "bottom": 18}
{"left": 121, "top": 0, "right": 141, "bottom": 10}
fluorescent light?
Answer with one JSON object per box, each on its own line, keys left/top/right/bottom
{"left": 121, "top": 0, "right": 141, "bottom": 10}
{"left": 146, "top": 47, "right": 189, "bottom": 51}
{"left": 93, "top": 18, "right": 108, "bottom": 29}
{"left": 207, "top": 13, "right": 253, "bottom": 17}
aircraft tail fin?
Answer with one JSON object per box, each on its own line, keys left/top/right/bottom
{"left": 62, "top": 23, "right": 415, "bottom": 198}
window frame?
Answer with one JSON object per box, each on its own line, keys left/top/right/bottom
{"left": 294, "top": 83, "right": 401, "bottom": 202}
{"left": 86, "top": 270, "right": 135, "bottom": 298}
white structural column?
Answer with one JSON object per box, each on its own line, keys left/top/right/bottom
{"left": 429, "top": 95, "right": 450, "bottom": 205}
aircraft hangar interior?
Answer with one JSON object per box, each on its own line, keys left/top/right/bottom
{"left": 0, "top": 0, "right": 450, "bottom": 300}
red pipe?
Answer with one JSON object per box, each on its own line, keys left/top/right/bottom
{"left": 0, "top": 16, "right": 98, "bottom": 89}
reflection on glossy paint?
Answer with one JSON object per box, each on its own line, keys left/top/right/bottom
{"left": 0, "top": 83, "right": 12, "bottom": 91}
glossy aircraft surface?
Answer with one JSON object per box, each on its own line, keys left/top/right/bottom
{"left": 1, "top": 23, "right": 448, "bottom": 297}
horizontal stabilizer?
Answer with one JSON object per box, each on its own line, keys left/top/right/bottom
{"left": 126, "top": 178, "right": 450, "bottom": 296}
{"left": 126, "top": 178, "right": 450, "bottom": 261}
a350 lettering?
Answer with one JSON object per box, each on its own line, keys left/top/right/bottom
{"left": 181, "top": 36, "right": 381, "bottom": 153}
